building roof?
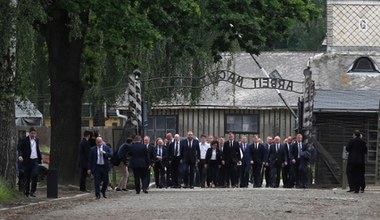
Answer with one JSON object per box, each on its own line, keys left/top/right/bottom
{"left": 156, "top": 52, "right": 321, "bottom": 109}
{"left": 314, "top": 90, "right": 380, "bottom": 112}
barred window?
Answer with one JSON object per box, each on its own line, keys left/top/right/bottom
{"left": 225, "top": 114, "right": 259, "bottom": 134}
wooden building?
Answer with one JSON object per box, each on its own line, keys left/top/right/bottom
{"left": 148, "top": 51, "right": 317, "bottom": 141}
{"left": 310, "top": 0, "right": 380, "bottom": 184}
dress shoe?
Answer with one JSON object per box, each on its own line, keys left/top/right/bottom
{"left": 30, "top": 193, "right": 36, "bottom": 197}
{"left": 354, "top": 191, "right": 359, "bottom": 193}
{"left": 102, "top": 192, "right": 107, "bottom": 198}
{"left": 189, "top": 186, "right": 194, "bottom": 189}
{"left": 347, "top": 190, "right": 354, "bottom": 192}
{"left": 115, "top": 188, "right": 122, "bottom": 191}
{"left": 80, "top": 189, "right": 90, "bottom": 193}
{"left": 95, "top": 195, "right": 100, "bottom": 200}
{"left": 136, "top": 191, "right": 140, "bottom": 194}
{"left": 122, "top": 188, "right": 128, "bottom": 191}
{"left": 143, "top": 190, "right": 148, "bottom": 194}
{"left": 183, "top": 185, "right": 188, "bottom": 188}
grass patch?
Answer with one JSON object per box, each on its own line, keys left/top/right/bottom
{"left": 0, "top": 178, "right": 16, "bottom": 202}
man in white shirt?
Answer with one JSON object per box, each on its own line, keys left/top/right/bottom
{"left": 197, "top": 135, "right": 210, "bottom": 188}
{"left": 18, "top": 127, "right": 42, "bottom": 197}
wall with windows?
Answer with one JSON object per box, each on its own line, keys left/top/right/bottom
{"left": 150, "top": 107, "right": 296, "bottom": 142}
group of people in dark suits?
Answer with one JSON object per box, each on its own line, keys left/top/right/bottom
{"left": 136, "top": 131, "right": 314, "bottom": 190}
{"left": 80, "top": 129, "right": 320, "bottom": 201}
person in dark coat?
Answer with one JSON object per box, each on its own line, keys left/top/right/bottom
{"left": 87, "top": 137, "right": 113, "bottom": 199}
{"left": 250, "top": 135, "right": 265, "bottom": 187}
{"left": 79, "top": 130, "right": 92, "bottom": 192}
{"left": 153, "top": 138, "right": 168, "bottom": 188}
{"left": 267, "top": 136, "right": 287, "bottom": 188}
{"left": 18, "top": 127, "right": 42, "bottom": 197}
{"left": 290, "top": 134, "right": 311, "bottom": 188}
{"left": 180, "top": 131, "right": 200, "bottom": 189}
{"left": 222, "top": 132, "right": 241, "bottom": 188}
{"left": 205, "top": 140, "right": 222, "bottom": 187}
{"left": 262, "top": 136, "right": 273, "bottom": 187}
{"left": 126, "top": 135, "right": 151, "bottom": 194}
{"left": 346, "top": 130, "right": 368, "bottom": 193}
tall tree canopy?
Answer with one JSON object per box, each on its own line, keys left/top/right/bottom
{"left": 1, "top": 0, "right": 319, "bottom": 185}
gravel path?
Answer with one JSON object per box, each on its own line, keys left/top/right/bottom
{"left": 1, "top": 187, "right": 380, "bottom": 220}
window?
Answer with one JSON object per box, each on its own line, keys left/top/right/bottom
{"left": 348, "top": 57, "right": 379, "bottom": 73}
{"left": 146, "top": 116, "right": 177, "bottom": 141}
{"left": 225, "top": 114, "right": 259, "bottom": 134}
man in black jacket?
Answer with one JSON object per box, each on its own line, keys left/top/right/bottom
{"left": 18, "top": 127, "right": 42, "bottom": 197}
{"left": 250, "top": 135, "right": 265, "bottom": 187}
{"left": 267, "top": 136, "right": 287, "bottom": 188}
{"left": 346, "top": 130, "right": 367, "bottom": 193}
{"left": 222, "top": 132, "right": 241, "bottom": 188}
{"left": 181, "top": 131, "right": 200, "bottom": 188}
{"left": 79, "top": 130, "right": 92, "bottom": 192}
{"left": 168, "top": 134, "right": 183, "bottom": 188}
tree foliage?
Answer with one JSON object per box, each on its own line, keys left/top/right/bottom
{"left": 2, "top": 0, "right": 320, "bottom": 185}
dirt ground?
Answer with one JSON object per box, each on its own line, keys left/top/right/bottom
{"left": 1, "top": 186, "right": 379, "bottom": 220}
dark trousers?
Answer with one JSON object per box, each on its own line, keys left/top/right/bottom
{"left": 198, "top": 159, "right": 207, "bottom": 187}
{"left": 347, "top": 163, "right": 365, "bottom": 192}
{"left": 23, "top": 159, "right": 39, "bottom": 195}
{"left": 93, "top": 165, "right": 109, "bottom": 197}
{"left": 289, "top": 162, "right": 300, "bottom": 188}
{"left": 171, "top": 157, "right": 181, "bottom": 187}
{"left": 252, "top": 163, "right": 263, "bottom": 187}
{"left": 133, "top": 167, "right": 149, "bottom": 193}
{"left": 207, "top": 160, "right": 219, "bottom": 186}
{"left": 183, "top": 162, "right": 196, "bottom": 187}
{"left": 298, "top": 165, "right": 309, "bottom": 188}
{"left": 153, "top": 162, "right": 166, "bottom": 187}
{"left": 270, "top": 163, "right": 282, "bottom": 187}
{"left": 218, "top": 164, "right": 226, "bottom": 187}
{"left": 226, "top": 161, "right": 238, "bottom": 187}
{"left": 240, "top": 162, "right": 250, "bottom": 187}
{"left": 79, "top": 167, "right": 88, "bottom": 191}
{"left": 261, "top": 165, "right": 271, "bottom": 187}
{"left": 166, "top": 162, "right": 172, "bottom": 187}
{"left": 282, "top": 164, "right": 290, "bottom": 188}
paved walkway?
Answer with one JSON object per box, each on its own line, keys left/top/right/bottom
{"left": 1, "top": 185, "right": 379, "bottom": 220}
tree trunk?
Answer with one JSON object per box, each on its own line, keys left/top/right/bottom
{"left": 42, "top": 9, "right": 88, "bottom": 184}
{"left": 0, "top": 98, "right": 17, "bottom": 188}
{"left": 0, "top": 0, "right": 17, "bottom": 188}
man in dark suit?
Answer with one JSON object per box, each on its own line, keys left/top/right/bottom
{"left": 282, "top": 136, "right": 292, "bottom": 188}
{"left": 181, "top": 131, "right": 200, "bottom": 189}
{"left": 127, "top": 135, "right": 150, "bottom": 194}
{"left": 290, "top": 134, "right": 311, "bottom": 188}
{"left": 168, "top": 134, "right": 183, "bottom": 188}
{"left": 250, "top": 135, "right": 265, "bottom": 187}
{"left": 79, "top": 130, "right": 92, "bottom": 192}
{"left": 346, "top": 130, "right": 367, "bottom": 193}
{"left": 153, "top": 138, "right": 168, "bottom": 188}
{"left": 239, "top": 135, "right": 251, "bottom": 188}
{"left": 217, "top": 137, "right": 226, "bottom": 187}
{"left": 165, "top": 133, "right": 174, "bottom": 187}
{"left": 222, "top": 132, "right": 241, "bottom": 188}
{"left": 87, "top": 137, "right": 112, "bottom": 199}
{"left": 143, "top": 136, "right": 155, "bottom": 188}
{"left": 262, "top": 136, "right": 273, "bottom": 187}
{"left": 18, "top": 127, "right": 42, "bottom": 197}
{"left": 267, "top": 136, "right": 287, "bottom": 188}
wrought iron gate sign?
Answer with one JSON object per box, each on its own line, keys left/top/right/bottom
{"left": 206, "top": 70, "right": 304, "bottom": 94}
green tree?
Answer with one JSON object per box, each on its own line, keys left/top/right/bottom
{"left": 0, "top": 0, "right": 17, "bottom": 188}
{"left": 1, "top": 0, "right": 319, "bottom": 186}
